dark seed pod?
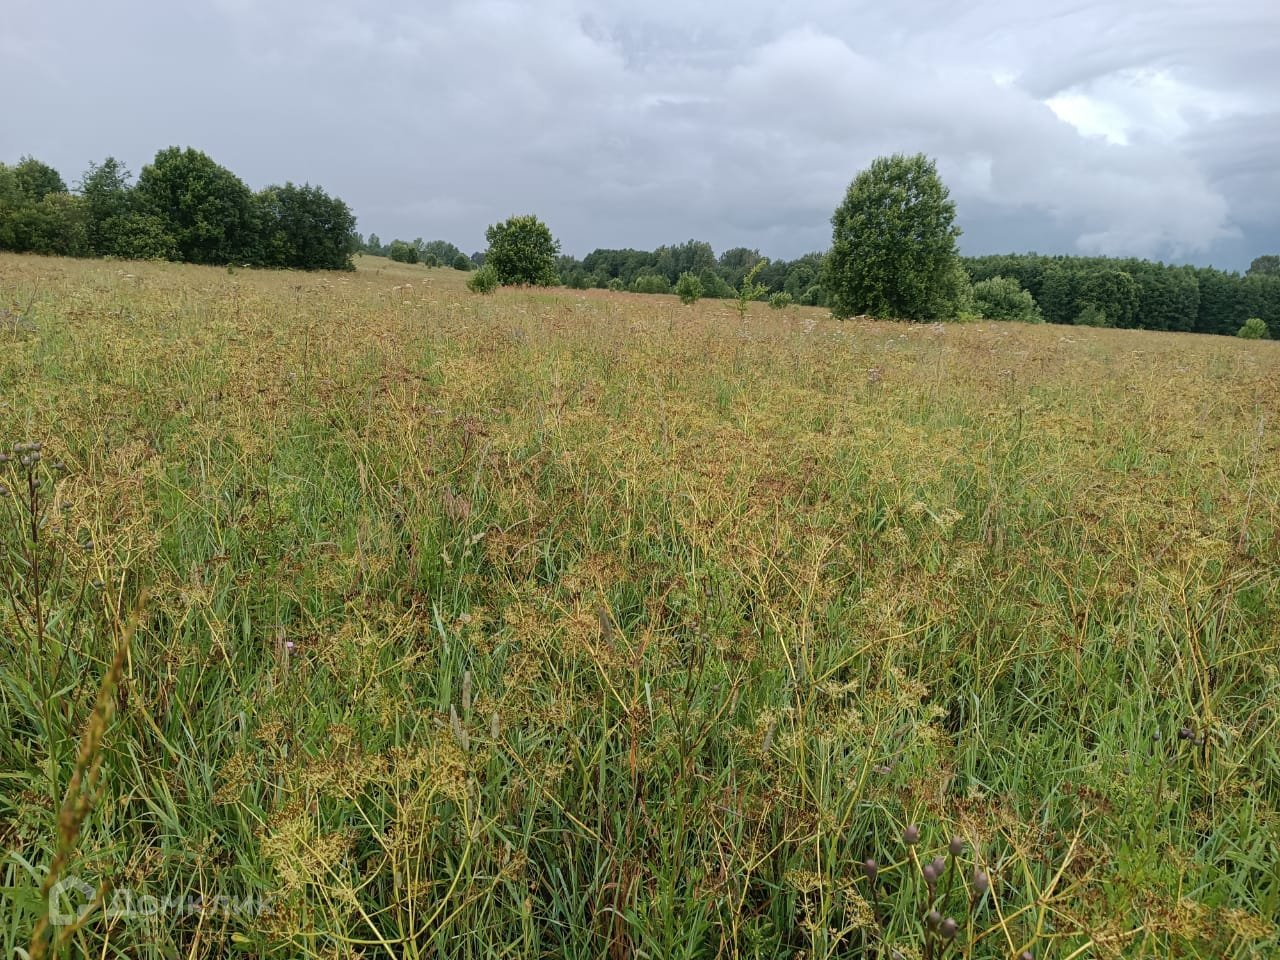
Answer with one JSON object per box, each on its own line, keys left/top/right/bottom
{"left": 923, "top": 863, "right": 938, "bottom": 885}
{"left": 1178, "top": 726, "right": 1193, "bottom": 740}
{"left": 940, "top": 917, "right": 957, "bottom": 939}
{"left": 1020, "top": 953, "right": 1034, "bottom": 960}
{"left": 972, "top": 869, "right": 989, "bottom": 894}
{"left": 862, "top": 858, "right": 878, "bottom": 883}
{"left": 903, "top": 824, "right": 920, "bottom": 846}
{"left": 926, "top": 909, "right": 941, "bottom": 931}
{"left": 949, "top": 836, "right": 965, "bottom": 856}
{"left": 931, "top": 856, "right": 946, "bottom": 876}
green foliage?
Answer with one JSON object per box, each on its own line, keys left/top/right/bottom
{"left": 388, "top": 239, "right": 419, "bottom": 264}
{"left": 972, "top": 275, "right": 1043, "bottom": 323}
{"left": 484, "top": 214, "right": 560, "bottom": 286}
{"left": 1237, "top": 317, "right": 1269, "bottom": 339}
{"left": 735, "top": 260, "right": 768, "bottom": 318}
{"left": 768, "top": 291, "right": 793, "bottom": 310}
{"left": 1075, "top": 303, "right": 1110, "bottom": 327}
{"left": 826, "top": 153, "right": 963, "bottom": 320}
{"left": 452, "top": 253, "right": 472, "bottom": 271}
{"left": 675, "top": 271, "right": 703, "bottom": 305}
{"left": 1247, "top": 255, "right": 1280, "bottom": 277}
{"left": 12, "top": 156, "right": 66, "bottom": 202}
{"left": 133, "top": 147, "right": 257, "bottom": 265}
{"left": 631, "top": 273, "right": 670, "bottom": 295}
{"left": 254, "top": 182, "right": 357, "bottom": 271}
{"left": 466, "top": 263, "right": 499, "bottom": 294}
{"left": 607, "top": 277, "right": 625, "bottom": 292}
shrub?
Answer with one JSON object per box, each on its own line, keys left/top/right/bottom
{"left": 972, "top": 276, "right": 1043, "bottom": 323}
{"left": 1075, "top": 303, "right": 1110, "bottom": 327}
{"left": 607, "top": 278, "right": 625, "bottom": 292}
{"left": 1237, "top": 317, "right": 1269, "bottom": 339}
{"left": 466, "top": 264, "right": 499, "bottom": 294}
{"left": 631, "top": 274, "right": 670, "bottom": 295}
{"left": 768, "top": 291, "right": 793, "bottom": 310}
{"left": 484, "top": 214, "right": 560, "bottom": 286}
{"left": 388, "top": 240, "right": 418, "bottom": 264}
{"left": 675, "top": 271, "right": 703, "bottom": 305}
{"left": 452, "top": 254, "right": 472, "bottom": 271}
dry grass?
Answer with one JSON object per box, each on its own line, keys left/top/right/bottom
{"left": 0, "top": 251, "right": 1277, "bottom": 958}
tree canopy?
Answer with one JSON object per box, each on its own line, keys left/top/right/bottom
{"left": 825, "top": 153, "right": 966, "bottom": 320}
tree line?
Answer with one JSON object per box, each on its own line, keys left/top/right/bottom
{"left": 4, "top": 147, "right": 1276, "bottom": 339}
{"left": 964, "top": 253, "right": 1280, "bottom": 338}
{"left": 0, "top": 150, "right": 358, "bottom": 270}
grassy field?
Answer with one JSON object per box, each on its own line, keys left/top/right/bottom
{"left": 1, "top": 251, "right": 1277, "bottom": 959}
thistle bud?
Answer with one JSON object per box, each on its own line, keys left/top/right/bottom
{"left": 926, "top": 909, "right": 941, "bottom": 931}
{"left": 862, "top": 858, "right": 878, "bottom": 883}
{"left": 940, "top": 917, "right": 957, "bottom": 939}
{"left": 949, "top": 836, "right": 965, "bottom": 856}
{"left": 923, "top": 863, "right": 938, "bottom": 885}
{"left": 903, "top": 824, "right": 920, "bottom": 846}
{"left": 972, "top": 869, "right": 989, "bottom": 894}
{"left": 931, "top": 856, "right": 946, "bottom": 876}
{"left": 1178, "top": 726, "right": 1193, "bottom": 740}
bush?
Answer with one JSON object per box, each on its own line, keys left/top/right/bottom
{"left": 1237, "top": 317, "right": 1269, "bottom": 339}
{"left": 631, "top": 274, "right": 670, "bottom": 295}
{"left": 972, "top": 276, "right": 1043, "bottom": 323}
{"left": 1075, "top": 303, "right": 1110, "bottom": 327}
{"left": 453, "top": 254, "right": 472, "bottom": 271}
{"left": 387, "top": 240, "right": 418, "bottom": 264}
{"left": 675, "top": 271, "right": 703, "bottom": 305}
{"left": 768, "top": 291, "right": 793, "bottom": 310}
{"left": 826, "top": 153, "right": 964, "bottom": 320}
{"left": 466, "top": 264, "right": 499, "bottom": 294}
{"left": 607, "top": 278, "right": 625, "bottom": 292}
{"left": 484, "top": 214, "right": 559, "bottom": 286}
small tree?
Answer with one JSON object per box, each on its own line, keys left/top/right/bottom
{"left": 1237, "top": 317, "right": 1269, "bottom": 339}
{"left": 467, "top": 264, "right": 499, "bottom": 294}
{"left": 1075, "top": 303, "right": 1109, "bottom": 327}
{"left": 768, "top": 291, "right": 793, "bottom": 310}
{"left": 452, "top": 253, "right": 472, "bottom": 271}
{"left": 735, "top": 260, "right": 768, "bottom": 318}
{"left": 484, "top": 214, "right": 559, "bottom": 286}
{"left": 826, "top": 153, "right": 964, "bottom": 320}
{"left": 972, "top": 276, "right": 1043, "bottom": 323}
{"left": 254, "top": 182, "right": 357, "bottom": 271}
{"left": 675, "top": 271, "right": 703, "bottom": 305}
{"left": 387, "top": 240, "right": 418, "bottom": 264}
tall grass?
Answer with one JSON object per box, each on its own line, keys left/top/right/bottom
{"left": 0, "top": 252, "right": 1277, "bottom": 958}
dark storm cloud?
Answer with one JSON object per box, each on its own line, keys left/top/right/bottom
{"left": 2, "top": 0, "right": 1276, "bottom": 267}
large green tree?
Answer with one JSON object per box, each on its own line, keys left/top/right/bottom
{"left": 825, "top": 153, "right": 966, "bottom": 320}
{"left": 255, "top": 182, "right": 357, "bottom": 271}
{"left": 484, "top": 214, "right": 560, "bottom": 286}
{"left": 133, "top": 147, "right": 257, "bottom": 264}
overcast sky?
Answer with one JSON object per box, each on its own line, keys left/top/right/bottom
{"left": 3, "top": 0, "right": 1277, "bottom": 269}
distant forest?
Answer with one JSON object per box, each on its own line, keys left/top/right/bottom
{"left": 3, "top": 149, "right": 1278, "bottom": 338}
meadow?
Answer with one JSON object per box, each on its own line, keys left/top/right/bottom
{"left": 0, "top": 251, "right": 1277, "bottom": 959}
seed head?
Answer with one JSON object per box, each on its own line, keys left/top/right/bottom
{"left": 926, "top": 909, "right": 941, "bottom": 931}
{"left": 931, "top": 856, "right": 946, "bottom": 876}
{"left": 949, "top": 836, "right": 965, "bottom": 856}
{"left": 1178, "top": 726, "right": 1193, "bottom": 740}
{"left": 923, "top": 863, "right": 938, "bottom": 884}
{"left": 972, "top": 869, "right": 989, "bottom": 894}
{"left": 940, "top": 917, "right": 957, "bottom": 939}
{"left": 903, "top": 824, "right": 920, "bottom": 846}
{"left": 862, "top": 858, "right": 878, "bottom": 883}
